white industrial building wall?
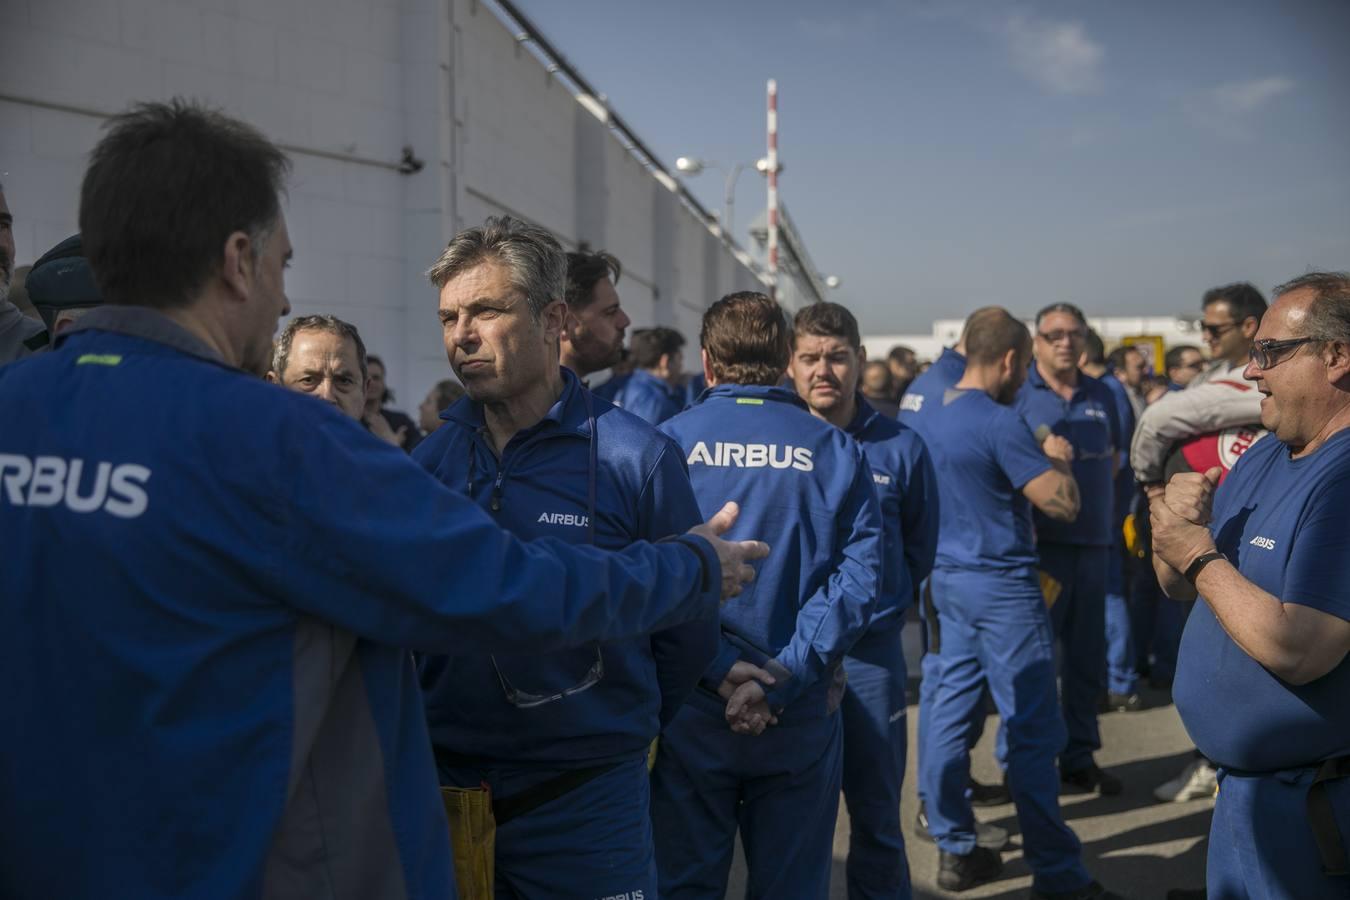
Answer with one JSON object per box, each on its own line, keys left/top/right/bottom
{"left": 0, "top": 0, "right": 761, "bottom": 409}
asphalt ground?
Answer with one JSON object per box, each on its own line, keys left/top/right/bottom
{"left": 724, "top": 629, "right": 1212, "bottom": 899}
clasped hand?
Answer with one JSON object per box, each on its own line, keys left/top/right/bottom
{"left": 1148, "top": 467, "right": 1222, "bottom": 572}
{"left": 717, "top": 660, "right": 778, "bottom": 736}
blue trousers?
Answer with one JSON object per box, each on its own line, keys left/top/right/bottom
{"left": 1039, "top": 542, "right": 1109, "bottom": 773}
{"left": 1208, "top": 767, "right": 1350, "bottom": 899}
{"left": 1105, "top": 545, "right": 1138, "bottom": 695}
{"left": 916, "top": 579, "right": 993, "bottom": 808}
{"left": 841, "top": 623, "right": 911, "bottom": 900}
{"left": 440, "top": 754, "right": 654, "bottom": 900}
{"left": 651, "top": 699, "right": 843, "bottom": 900}
{"left": 919, "top": 566, "right": 1090, "bottom": 894}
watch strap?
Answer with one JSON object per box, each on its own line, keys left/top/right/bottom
{"left": 1185, "top": 551, "right": 1226, "bottom": 584}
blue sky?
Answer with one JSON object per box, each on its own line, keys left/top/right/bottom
{"left": 513, "top": 0, "right": 1349, "bottom": 333}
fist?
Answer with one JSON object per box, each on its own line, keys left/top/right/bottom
{"left": 1163, "top": 467, "right": 1222, "bottom": 527}
{"left": 1043, "top": 434, "right": 1075, "bottom": 464}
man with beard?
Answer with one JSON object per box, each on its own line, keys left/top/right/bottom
{"left": 788, "top": 301, "right": 938, "bottom": 900}
{"left": 0, "top": 185, "right": 49, "bottom": 363}
{"left": 561, "top": 249, "right": 631, "bottom": 381}
{"left": 919, "top": 308, "right": 1116, "bottom": 898}
{"left": 0, "top": 100, "right": 768, "bottom": 900}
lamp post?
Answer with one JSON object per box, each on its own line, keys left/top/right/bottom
{"left": 674, "top": 156, "right": 768, "bottom": 239}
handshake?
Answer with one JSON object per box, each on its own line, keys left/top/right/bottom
{"left": 716, "top": 660, "right": 781, "bottom": 736}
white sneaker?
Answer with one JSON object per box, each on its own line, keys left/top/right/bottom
{"left": 1153, "top": 759, "right": 1218, "bottom": 802}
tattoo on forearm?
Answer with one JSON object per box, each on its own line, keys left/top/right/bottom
{"left": 1043, "top": 478, "right": 1080, "bottom": 521}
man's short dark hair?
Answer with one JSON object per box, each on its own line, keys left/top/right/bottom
{"left": 887, "top": 344, "right": 915, "bottom": 364}
{"left": 1164, "top": 344, "right": 1201, "bottom": 372}
{"left": 1035, "top": 302, "right": 1088, "bottom": 328}
{"left": 1202, "top": 282, "right": 1266, "bottom": 326}
{"left": 630, "top": 327, "right": 685, "bottom": 369}
{"left": 701, "top": 292, "right": 790, "bottom": 386}
{"left": 792, "top": 302, "right": 861, "bottom": 351}
{"left": 79, "top": 99, "right": 290, "bottom": 310}
{"left": 965, "top": 308, "right": 1031, "bottom": 366}
{"left": 272, "top": 315, "right": 368, "bottom": 382}
{"left": 1107, "top": 345, "right": 1142, "bottom": 372}
{"left": 1277, "top": 271, "right": 1350, "bottom": 344}
{"left": 1083, "top": 329, "right": 1106, "bottom": 366}
{"left": 430, "top": 378, "right": 465, "bottom": 409}
{"left": 565, "top": 250, "right": 621, "bottom": 310}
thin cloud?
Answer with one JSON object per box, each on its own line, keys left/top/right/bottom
{"left": 1212, "top": 76, "right": 1294, "bottom": 113}
{"left": 1003, "top": 13, "right": 1104, "bottom": 95}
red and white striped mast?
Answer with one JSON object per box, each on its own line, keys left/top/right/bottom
{"left": 766, "top": 78, "right": 779, "bottom": 300}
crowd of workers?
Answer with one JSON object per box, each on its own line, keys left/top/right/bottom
{"left": 1, "top": 99, "right": 1348, "bottom": 900}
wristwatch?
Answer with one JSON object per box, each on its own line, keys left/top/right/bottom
{"left": 1185, "top": 551, "right": 1226, "bottom": 585}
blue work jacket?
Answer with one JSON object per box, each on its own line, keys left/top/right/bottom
{"left": 412, "top": 369, "right": 718, "bottom": 767}
{"left": 661, "top": 384, "right": 882, "bottom": 720}
{"left": 1014, "top": 362, "right": 1121, "bottom": 547}
{"left": 0, "top": 308, "right": 720, "bottom": 900}
{"left": 847, "top": 396, "right": 939, "bottom": 628}
{"left": 610, "top": 367, "right": 683, "bottom": 425}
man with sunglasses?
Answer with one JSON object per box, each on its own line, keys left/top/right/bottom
{"left": 413, "top": 217, "right": 725, "bottom": 899}
{"left": 1015, "top": 303, "right": 1125, "bottom": 797}
{"left": 1151, "top": 272, "right": 1350, "bottom": 899}
{"left": 1131, "top": 283, "right": 1267, "bottom": 486}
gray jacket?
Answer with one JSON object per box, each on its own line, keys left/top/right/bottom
{"left": 1130, "top": 359, "right": 1263, "bottom": 483}
{"left": 0, "top": 298, "right": 47, "bottom": 364}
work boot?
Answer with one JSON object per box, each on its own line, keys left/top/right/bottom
{"left": 1030, "top": 880, "right": 1124, "bottom": 899}
{"left": 937, "top": 846, "right": 1003, "bottom": 892}
{"left": 914, "top": 801, "right": 1010, "bottom": 850}
{"left": 968, "top": 775, "right": 1010, "bottom": 806}
{"left": 1060, "top": 763, "right": 1122, "bottom": 796}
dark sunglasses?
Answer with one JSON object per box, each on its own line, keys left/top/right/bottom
{"left": 1201, "top": 322, "right": 1237, "bottom": 338}
{"left": 1037, "top": 329, "right": 1085, "bottom": 344}
{"left": 1249, "top": 337, "right": 1316, "bottom": 370}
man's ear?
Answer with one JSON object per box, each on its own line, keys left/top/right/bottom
{"left": 264, "top": 370, "right": 280, "bottom": 385}
{"left": 1324, "top": 341, "right": 1350, "bottom": 387}
{"left": 541, "top": 298, "right": 568, "bottom": 341}
{"left": 1242, "top": 317, "right": 1260, "bottom": 340}
{"left": 702, "top": 348, "right": 716, "bottom": 387}
{"left": 220, "top": 230, "right": 255, "bottom": 301}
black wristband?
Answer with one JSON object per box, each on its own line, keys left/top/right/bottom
{"left": 1185, "top": 551, "right": 1226, "bottom": 584}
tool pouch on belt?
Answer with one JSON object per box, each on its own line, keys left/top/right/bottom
{"left": 1038, "top": 570, "right": 1063, "bottom": 610}
{"left": 440, "top": 785, "right": 495, "bottom": 900}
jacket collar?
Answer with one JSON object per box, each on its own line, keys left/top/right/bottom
{"left": 442, "top": 366, "right": 593, "bottom": 440}
{"left": 59, "top": 305, "right": 226, "bottom": 366}
{"left": 845, "top": 393, "right": 880, "bottom": 436}
{"left": 701, "top": 382, "right": 809, "bottom": 410}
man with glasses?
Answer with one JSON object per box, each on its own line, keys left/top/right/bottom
{"left": 413, "top": 216, "right": 723, "bottom": 898}
{"left": 1131, "top": 283, "right": 1267, "bottom": 486}
{"left": 1164, "top": 345, "right": 1205, "bottom": 391}
{"left": 1016, "top": 303, "right": 1125, "bottom": 796}
{"left": 1129, "top": 284, "right": 1268, "bottom": 805}
{"left": 1151, "top": 272, "right": 1350, "bottom": 899}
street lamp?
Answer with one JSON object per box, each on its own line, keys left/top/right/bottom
{"left": 674, "top": 156, "right": 772, "bottom": 238}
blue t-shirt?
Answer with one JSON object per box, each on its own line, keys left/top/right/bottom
{"left": 918, "top": 388, "right": 1052, "bottom": 572}
{"left": 1174, "top": 429, "right": 1350, "bottom": 773}
{"left": 1014, "top": 363, "right": 1120, "bottom": 547}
